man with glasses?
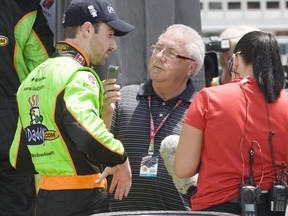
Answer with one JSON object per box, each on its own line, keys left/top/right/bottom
{"left": 109, "top": 24, "right": 205, "bottom": 211}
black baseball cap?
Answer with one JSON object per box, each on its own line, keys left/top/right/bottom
{"left": 62, "top": 0, "right": 135, "bottom": 36}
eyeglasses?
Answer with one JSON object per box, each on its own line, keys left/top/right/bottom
{"left": 228, "top": 51, "right": 241, "bottom": 76}
{"left": 150, "top": 43, "right": 195, "bottom": 61}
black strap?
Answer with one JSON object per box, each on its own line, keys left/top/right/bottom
{"left": 268, "top": 131, "right": 279, "bottom": 180}
{"left": 249, "top": 146, "right": 255, "bottom": 185}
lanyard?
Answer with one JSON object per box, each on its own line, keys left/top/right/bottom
{"left": 148, "top": 96, "right": 183, "bottom": 154}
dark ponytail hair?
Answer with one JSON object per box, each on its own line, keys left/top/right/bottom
{"left": 234, "top": 31, "right": 285, "bottom": 103}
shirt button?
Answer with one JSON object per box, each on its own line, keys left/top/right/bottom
{"left": 162, "top": 102, "right": 166, "bottom": 105}
{"left": 159, "top": 113, "right": 163, "bottom": 117}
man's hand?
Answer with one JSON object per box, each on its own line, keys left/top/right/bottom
{"left": 96, "top": 158, "right": 132, "bottom": 200}
{"left": 101, "top": 78, "right": 121, "bottom": 130}
{"left": 102, "top": 78, "right": 121, "bottom": 114}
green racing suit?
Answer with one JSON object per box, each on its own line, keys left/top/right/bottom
{"left": 0, "top": 1, "right": 54, "bottom": 215}
{"left": 10, "top": 41, "right": 127, "bottom": 215}
{"left": 10, "top": 41, "right": 127, "bottom": 180}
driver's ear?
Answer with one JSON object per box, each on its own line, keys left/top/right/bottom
{"left": 80, "top": 22, "right": 93, "bottom": 38}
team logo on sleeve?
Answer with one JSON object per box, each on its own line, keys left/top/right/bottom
{"left": 25, "top": 94, "right": 59, "bottom": 145}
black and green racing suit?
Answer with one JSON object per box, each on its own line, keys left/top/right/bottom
{"left": 0, "top": 1, "right": 54, "bottom": 215}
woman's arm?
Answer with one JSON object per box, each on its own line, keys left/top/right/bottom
{"left": 174, "top": 123, "right": 203, "bottom": 178}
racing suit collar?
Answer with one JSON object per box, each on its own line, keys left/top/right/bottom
{"left": 54, "top": 41, "right": 91, "bottom": 67}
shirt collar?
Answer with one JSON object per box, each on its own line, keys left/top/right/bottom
{"left": 137, "top": 79, "right": 197, "bottom": 102}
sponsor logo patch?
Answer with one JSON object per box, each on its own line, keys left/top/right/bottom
{"left": 0, "top": 35, "right": 9, "bottom": 47}
{"left": 25, "top": 94, "right": 59, "bottom": 146}
{"left": 55, "top": 43, "right": 69, "bottom": 52}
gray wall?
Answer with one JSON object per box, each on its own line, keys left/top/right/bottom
{"left": 55, "top": 0, "right": 205, "bottom": 91}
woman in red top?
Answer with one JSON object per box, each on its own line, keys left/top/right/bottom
{"left": 174, "top": 31, "right": 288, "bottom": 215}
